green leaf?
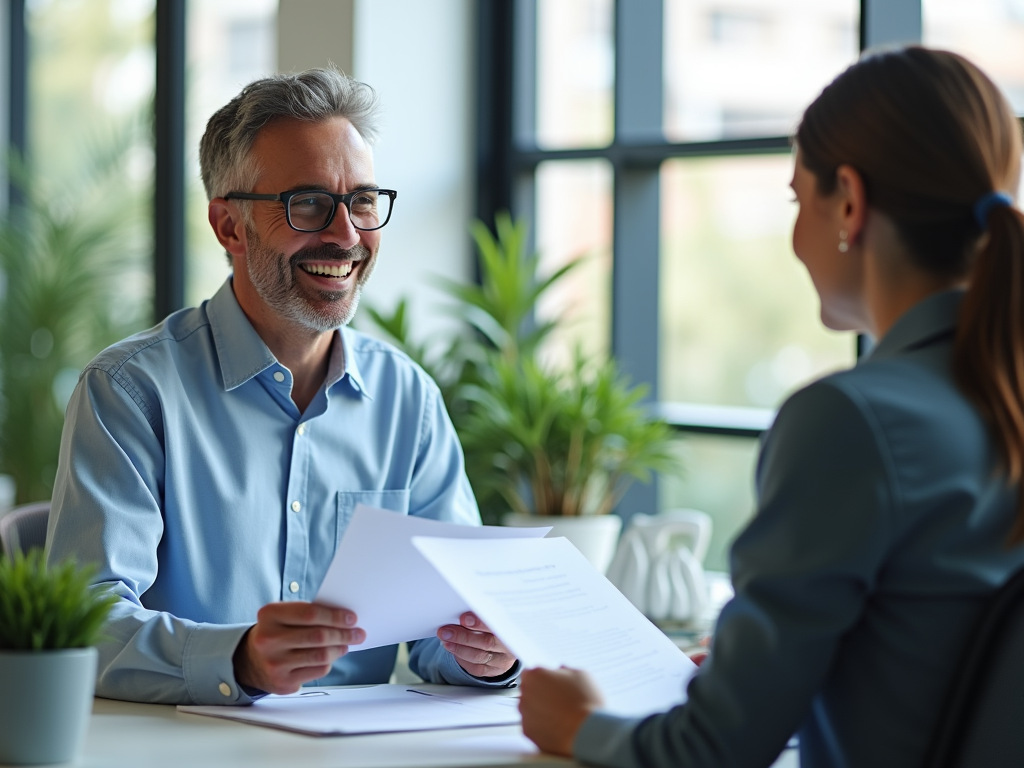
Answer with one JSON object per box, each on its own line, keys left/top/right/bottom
{"left": 0, "top": 549, "right": 118, "bottom": 650}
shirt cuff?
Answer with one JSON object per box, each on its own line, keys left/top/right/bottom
{"left": 437, "top": 652, "right": 523, "bottom": 687}
{"left": 181, "top": 622, "right": 260, "bottom": 705}
{"left": 574, "top": 711, "right": 645, "bottom": 768}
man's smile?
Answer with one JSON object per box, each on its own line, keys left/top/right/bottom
{"left": 299, "top": 261, "right": 356, "bottom": 279}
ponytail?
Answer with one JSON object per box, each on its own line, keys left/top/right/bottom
{"left": 955, "top": 204, "right": 1024, "bottom": 543}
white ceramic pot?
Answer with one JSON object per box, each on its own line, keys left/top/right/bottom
{"left": 503, "top": 513, "right": 623, "bottom": 573}
{"left": 0, "top": 646, "right": 97, "bottom": 765}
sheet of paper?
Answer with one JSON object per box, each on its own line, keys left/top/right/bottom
{"left": 314, "top": 505, "right": 550, "bottom": 649}
{"left": 412, "top": 536, "right": 699, "bottom": 718}
{"left": 178, "top": 684, "right": 520, "bottom": 736}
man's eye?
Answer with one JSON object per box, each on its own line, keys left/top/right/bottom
{"left": 350, "top": 194, "right": 377, "bottom": 211}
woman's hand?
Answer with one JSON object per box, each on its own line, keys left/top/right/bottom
{"left": 519, "top": 667, "right": 605, "bottom": 756}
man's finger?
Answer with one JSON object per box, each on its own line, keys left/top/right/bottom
{"left": 286, "top": 644, "right": 349, "bottom": 669}
{"left": 442, "top": 642, "right": 498, "bottom": 666}
{"left": 460, "top": 612, "right": 492, "bottom": 633}
{"left": 283, "top": 603, "right": 358, "bottom": 628}
{"left": 439, "top": 625, "right": 503, "bottom": 651}
{"left": 290, "top": 626, "right": 365, "bottom": 648}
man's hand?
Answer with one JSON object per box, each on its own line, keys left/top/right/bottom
{"left": 233, "top": 602, "right": 365, "bottom": 694}
{"left": 437, "top": 612, "right": 516, "bottom": 678}
{"left": 519, "top": 667, "right": 605, "bottom": 756}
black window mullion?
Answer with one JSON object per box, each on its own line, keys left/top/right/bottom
{"left": 7, "top": 0, "right": 27, "bottom": 211}
{"left": 474, "top": 0, "right": 516, "bottom": 254}
{"left": 154, "top": 0, "right": 187, "bottom": 322}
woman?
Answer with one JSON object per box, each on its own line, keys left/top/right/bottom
{"left": 518, "top": 47, "right": 1024, "bottom": 768}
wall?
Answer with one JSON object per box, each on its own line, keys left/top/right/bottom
{"left": 277, "top": 0, "right": 476, "bottom": 345}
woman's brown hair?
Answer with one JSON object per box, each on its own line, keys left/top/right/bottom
{"left": 796, "top": 47, "right": 1024, "bottom": 543}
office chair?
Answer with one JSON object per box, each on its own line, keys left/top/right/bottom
{"left": 0, "top": 501, "right": 50, "bottom": 559}
{"left": 922, "top": 564, "right": 1024, "bottom": 768}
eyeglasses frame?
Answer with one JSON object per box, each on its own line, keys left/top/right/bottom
{"left": 223, "top": 187, "right": 398, "bottom": 232}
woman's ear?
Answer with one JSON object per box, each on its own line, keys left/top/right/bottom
{"left": 834, "top": 164, "right": 868, "bottom": 247}
{"left": 208, "top": 199, "right": 248, "bottom": 261}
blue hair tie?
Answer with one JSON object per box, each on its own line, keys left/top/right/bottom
{"left": 973, "top": 191, "right": 1013, "bottom": 229}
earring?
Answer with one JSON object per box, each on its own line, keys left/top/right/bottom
{"left": 838, "top": 230, "right": 849, "bottom": 253}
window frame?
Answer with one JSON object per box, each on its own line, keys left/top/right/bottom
{"left": 474, "top": 0, "right": 924, "bottom": 515}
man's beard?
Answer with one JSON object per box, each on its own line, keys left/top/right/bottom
{"left": 245, "top": 226, "right": 377, "bottom": 333}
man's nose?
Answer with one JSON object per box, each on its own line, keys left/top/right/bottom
{"left": 318, "top": 204, "right": 361, "bottom": 250}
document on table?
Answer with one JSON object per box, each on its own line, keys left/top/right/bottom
{"left": 314, "top": 505, "right": 550, "bottom": 649}
{"left": 178, "top": 684, "right": 520, "bottom": 736}
{"left": 412, "top": 536, "right": 699, "bottom": 718}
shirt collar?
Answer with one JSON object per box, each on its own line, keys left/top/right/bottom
{"left": 207, "top": 279, "right": 277, "bottom": 391}
{"left": 337, "top": 325, "right": 372, "bottom": 399}
{"left": 207, "top": 278, "right": 372, "bottom": 398}
{"left": 865, "top": 288, "right": 964, "bottom": 363}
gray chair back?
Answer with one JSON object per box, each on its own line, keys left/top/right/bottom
{"left": 0, "top": 502, "right": 51, "bottom": 559}
{"left": 923, "top": 565, "right": 1024, "bottom": 768}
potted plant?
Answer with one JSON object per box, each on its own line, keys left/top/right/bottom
{"left": 0, "top": 550, "right": 117, "bottom": 765}
{"left": 363, "top": 214, "right": 679, "bottom": 571}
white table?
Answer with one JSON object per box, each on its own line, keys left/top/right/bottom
{"left": 59, "top": 692, "right": 798, "bottom": 768}
{"left": 73, "top": 693, "right": 566, "bottom": 768}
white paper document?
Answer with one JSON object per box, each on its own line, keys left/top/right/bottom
{"left": 314, "top": 505, "right": 550, "bottom": 649}
{"left": 178, "top": 684, "right": 521, "bottom": 736}
{"left": 412, "top": 536, "right": 699, "bottom": 718}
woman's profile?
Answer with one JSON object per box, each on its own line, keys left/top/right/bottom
{"left": 518, "top": 46, "right": 1024, "bottom": 768}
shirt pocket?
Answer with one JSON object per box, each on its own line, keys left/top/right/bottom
{"left": 335, "top": 489, "right": 412, "bottom": 547}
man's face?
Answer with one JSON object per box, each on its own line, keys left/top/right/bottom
{"left": 233, "top": 116, "right": 382, "bottom": 333}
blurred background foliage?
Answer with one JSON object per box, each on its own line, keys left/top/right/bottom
{"left": 0, "top": 143, "right": 150, "bottom": 503}
{"left": 0, "top": 0, "right": 153, "bottom": 504}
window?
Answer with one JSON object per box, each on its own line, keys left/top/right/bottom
{"left": 185, "top": 0, "right": 278, "bottom": 306}
{"left": 480, "top": 0, "right": 936, "bottom": 569}
{"left": 922, "top": 0, "right": 1024, "bottom": 116}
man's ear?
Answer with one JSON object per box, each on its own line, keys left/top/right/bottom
{"left": 834, "top": 164, "right": 867, "bottom": 247}
{"left": 208, "top": 199, "right": 248, "bottom": 261}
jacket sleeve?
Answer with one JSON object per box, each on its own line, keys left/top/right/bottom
{"left": 574, "top": 380, "right": 895, "bottom": 768}
{"left": 47, "top": 367, "right": 258, "bottom": 705}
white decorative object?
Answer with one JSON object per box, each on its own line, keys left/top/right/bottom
{"left": 606, "top": 509, "right": 713, "bottom": 623}
{"left": 0, "top": 474, "right": 15, "bottom": 519}
{"left": 502, "top": 514, "right": 623, "bottom": 574}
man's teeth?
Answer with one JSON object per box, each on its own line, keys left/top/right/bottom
{"left": 302, "top": 262, "right": 354, "bottom": 278}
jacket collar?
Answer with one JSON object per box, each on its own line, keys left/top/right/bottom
{"left": 865, "top": 289, "right": 964, "bottom": 363}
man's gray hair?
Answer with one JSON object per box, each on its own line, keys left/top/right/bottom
{"left": 199, "top": 68, "right": 381, "bottom": 201}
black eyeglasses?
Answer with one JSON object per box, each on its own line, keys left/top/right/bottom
{"left": 224, "top": 188, "right": 398, "bottom": 232}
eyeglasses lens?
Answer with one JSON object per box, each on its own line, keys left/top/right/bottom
{"left": 287, "top": 191, "right": 391, "bottom": 232}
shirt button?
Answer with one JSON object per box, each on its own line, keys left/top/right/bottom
{"left": 219, "top": 682, "right": 232, "bottom": 697}
{"left": 297, "top": 424, "right": 306, "bottom": 436}
{"left": 289, "top": 581, "right": 300, "bottom": 593}
{"left": 273, "top": 371, "right": 285, "bottom": 383}
{"left": 291, "top": 500, "right": 301, "bottom": 513}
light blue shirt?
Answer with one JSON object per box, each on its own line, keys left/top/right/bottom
{"left": 47, "top": 279, "right": 507, "bottom": 705}
{"left": 576, "top": 290, "right": 1024, "bottom": 768}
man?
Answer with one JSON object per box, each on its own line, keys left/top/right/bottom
{"left": 46, "top": 69, "right": 517, "bottom": 704}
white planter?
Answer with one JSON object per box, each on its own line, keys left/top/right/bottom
{"left": 503, "top": 513, "right": 623, "bottom": 573}
{"left": 0, "top": 647, "right": 97, "bottom": 764}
